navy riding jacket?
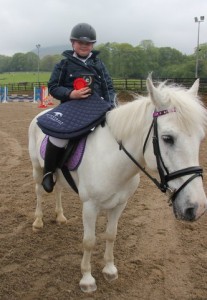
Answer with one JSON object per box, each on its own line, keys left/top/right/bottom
{"left": 48, "top": 50, "right": 116, "bottom": 108}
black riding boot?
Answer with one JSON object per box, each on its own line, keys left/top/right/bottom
{"left": 42, "top": 139, "right": 63, "bottom": 193}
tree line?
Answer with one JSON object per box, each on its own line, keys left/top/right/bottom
{"left": 0, "top": 40, "right": 207, "bottom": 78}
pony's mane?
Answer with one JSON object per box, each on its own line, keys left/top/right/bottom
{"left": 107, "top": 96, "right": 152, "bottom": 142}
{"left": 107, "top": 82, "right": 207, "bottom": 141}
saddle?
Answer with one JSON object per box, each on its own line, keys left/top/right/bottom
{"left": 38, "top": 94, "right": 111, "bottom": 193}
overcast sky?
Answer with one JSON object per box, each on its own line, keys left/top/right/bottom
{"left": 1, "top": 0, "right": 207, "bottom": 56}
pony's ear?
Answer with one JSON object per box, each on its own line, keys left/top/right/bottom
{"left": 188, "top": 79, "right": 199, "bottom": 96}
{"left": 146, "top": 75, "right": 163, "bottom": 108}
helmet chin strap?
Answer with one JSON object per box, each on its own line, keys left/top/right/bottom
{"left": 76, "top": 54, "right": 89, "bottom": 59}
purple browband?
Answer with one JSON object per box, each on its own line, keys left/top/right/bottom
{"left": 153, "top": 107, "right": 176, "bottom": 117}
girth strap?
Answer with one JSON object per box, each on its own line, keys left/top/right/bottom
{"left": 61, "top": 165, "right": 79, "bottom": 194}
{"left": 59, "top": 141, "right": 79, "bottom": 194}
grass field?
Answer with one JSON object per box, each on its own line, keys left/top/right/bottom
{"left": 0, "top": 72, "right": 51, "bottom": 84}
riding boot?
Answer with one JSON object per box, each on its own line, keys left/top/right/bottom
{"left": 42, "top": 139, "right": 64, "bottom": 193}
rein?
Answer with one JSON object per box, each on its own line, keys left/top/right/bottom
{"left": 118, "top": 108, "right": 203, "bottom": 204}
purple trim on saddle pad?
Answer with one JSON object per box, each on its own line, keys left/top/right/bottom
{"left": 40, "top": 135, "right": 49, "bottom": 159}
{"left": 66, "top": 137, "right": 86, "bottom": 171}
{"left": 40, "top": 136, "right": 87, "bottom": 171}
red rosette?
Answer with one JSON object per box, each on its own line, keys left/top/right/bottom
{"left": 73, "top": 78, "right": 88, "bottom": 90}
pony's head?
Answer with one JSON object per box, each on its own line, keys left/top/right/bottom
{"left": 144, "top": 76, "right": 207, "bottom": 221}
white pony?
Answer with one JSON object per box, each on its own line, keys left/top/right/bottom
{"left": 28, "top": 76, "right": 207, "bottom": 292}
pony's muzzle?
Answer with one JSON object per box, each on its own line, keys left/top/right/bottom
{"left": 174, "top": 201, "right": 207, "bottom": 222}
{"left": 183, "top": 205, "right": 198, "bottom": 221}
{"left": 173, "top": 205, "right": 197, "bottom": 221}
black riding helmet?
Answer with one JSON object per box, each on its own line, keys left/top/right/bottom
{"left": 70, "top": 23, "right": 96, "bottom": 43}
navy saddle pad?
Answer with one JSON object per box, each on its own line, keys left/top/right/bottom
{"left": 37, "top": 93, "right": 110, "bottom": 139}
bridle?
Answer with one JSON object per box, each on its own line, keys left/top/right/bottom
{"left": 119, "top": 108, "right": 203, "bottom": 205}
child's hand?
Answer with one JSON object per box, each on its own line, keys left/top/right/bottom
{"left": 70, "top": 87, "right": 91, "bottom": 99}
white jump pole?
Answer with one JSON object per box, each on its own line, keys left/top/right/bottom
{"left": 2, "top": 86, "right": 8, "bottom": 103}
{"left": 33, "top": 87, "right": 37, "bottom": 103}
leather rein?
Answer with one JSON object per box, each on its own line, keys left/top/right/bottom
{"left": 118, "top": 108, "right": 203, "bottom": 205}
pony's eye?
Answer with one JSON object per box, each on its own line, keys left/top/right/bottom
{"left": 162, "top": 135, "right": 174, "bottom": 145}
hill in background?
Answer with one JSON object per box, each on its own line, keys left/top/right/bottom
{"left": 31, "top": 44, "right": 72, "bottom": 58}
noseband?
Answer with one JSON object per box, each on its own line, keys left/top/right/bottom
{"left": 119, "top": 108, "right": 203, "bottom": 204}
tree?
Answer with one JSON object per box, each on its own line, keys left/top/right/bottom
{"left": 24, "top": 52, "right": 38, "bottom": 71}
{"left": 194, "top": 43, "right": 207, "bottom": 77}
{"left": 0, "top": 55, "right": 12, "bottom": 73}
{"left": 138, "top": 40, "right": 160, "bottom": 77}
{"left": 139, "top": 40, "right": 155, "bottom": 50}
{"left": 40, "top": 54, "right": 63, "bottom": 71}
{"left": 96, "top": 43, "right": 111, "bottom": 70}
{"left": 10, "top": 53, "right": 27, "bottom": 71}
{"left": 158, "top": 47, "right": 185, "bottom": 66}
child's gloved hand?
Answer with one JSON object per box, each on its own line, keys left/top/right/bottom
{"left": 70, "top": 87, "right": 91, "bottom": 99}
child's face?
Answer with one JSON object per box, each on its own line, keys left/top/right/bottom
{"left": 72, "top": 40, "right": 94, "bottom": 57}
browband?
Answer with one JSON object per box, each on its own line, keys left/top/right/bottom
{"left": 153, "top": 108, "right": 176, "bottom": 117}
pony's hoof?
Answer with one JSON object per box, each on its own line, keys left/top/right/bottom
{"left": 103, "top": 271, "right": 118, "bottom": 282}
{"left": 79, "top": 275, "right": 97, "bottom": 293}
{"left": 32, "top": 219, "right": 43, "bottom": 232}
{"left": 56, "top": 214, "right": 67, "bottom": 225}
{"left": 102, "top": 265, "right": 118, "bottom": 282}
{"left": 32, "top": 225, "right": 43, "bottom": 233}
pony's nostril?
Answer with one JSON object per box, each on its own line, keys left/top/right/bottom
{"left": 185, "top": 207, "right": 196, "bottom": 221}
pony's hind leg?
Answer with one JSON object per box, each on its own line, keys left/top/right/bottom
{"left": 102, "top": 203, "right": 126, "bottom": 282}
{"left": 54, "top": 184, "right": 67, "bottom": 225}
{"left": 32, "top": 165, "right": 45, "bottom": 232}
{"left": 32, "top": 172, "right": 67, "bottom": 230}
{"left": 33, "top": 182, "right": 44, "bottom": 232}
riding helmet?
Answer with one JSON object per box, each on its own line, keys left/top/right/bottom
{"left": 70, "top": 23, "right": 96, "bottom": 43}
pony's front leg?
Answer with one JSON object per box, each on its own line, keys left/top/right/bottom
{"left": 103, "top": 203, "right": 126, "bottom": 282}
{"left": 33, "top": 183, "right": 44, "bottom": 232}
{"left": 79, "top": 201, "right": 99, "bottom": 293}
{"left": 54, "top": 184, "right": 67, "bottom": 224}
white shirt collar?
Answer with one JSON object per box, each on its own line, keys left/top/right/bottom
{"left": 73, "top": 52, "right": 92, "bottom": 63}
